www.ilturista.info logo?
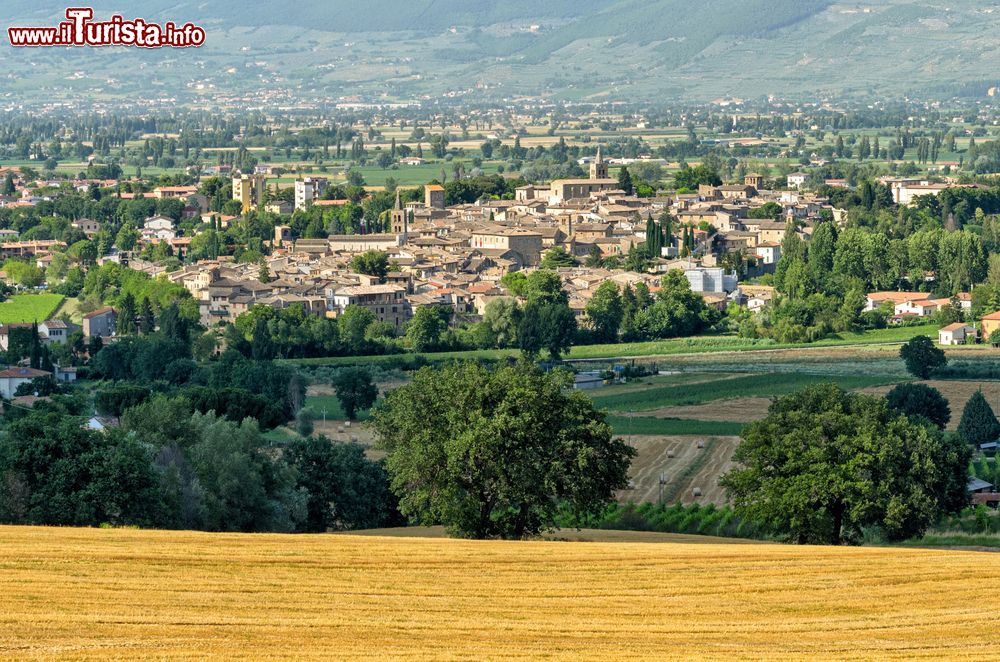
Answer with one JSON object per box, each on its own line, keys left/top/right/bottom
{"left": 8, "top": 7, "right": 205, "bottom": 48}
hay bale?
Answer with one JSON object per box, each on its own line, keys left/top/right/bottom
{"left": 692, "top": 487, "right": 703, "bottom": 497}
{"left": 667, "top": 450, "right": 676, "bottom": 459}
{"left": 697, "top": 440, "right": 705, "bottom": 449}
{"left": 345, "top": 421, "right": 352, "bottom": 428}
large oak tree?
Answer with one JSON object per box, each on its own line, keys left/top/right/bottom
{"left": 722, "top": 384, "right": 969, "bottom": 545}
{"left": 372, "top": 361, "right": 634, "bottom": 539}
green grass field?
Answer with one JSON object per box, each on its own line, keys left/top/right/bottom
{"left": 592, "top": 372, "right": 903, "bottom": 413}
{"left": 301, "top": 394, "right": 372, "bottom": 422}
{"left": 0, "top": 294, "right": 65, "bottom": 325}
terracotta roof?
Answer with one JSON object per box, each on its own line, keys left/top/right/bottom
{"left": 82, "top": 306, "right": 115, "bottom": 319}
{"left": 0, "top": 367, "right": 50, "bottom": 379}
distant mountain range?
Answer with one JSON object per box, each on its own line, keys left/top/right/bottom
{"left": 4, "top": 0, "right": 1000, "bottom": 103}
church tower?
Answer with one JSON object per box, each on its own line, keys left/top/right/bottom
{"left": 590, "top": 145, "right": 609, "bottom": 180}
{"left": 390, "top": 190, "right": 408, "bottom": 236}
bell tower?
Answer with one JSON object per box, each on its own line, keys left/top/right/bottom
{"left": 390, "top": 190, "right": 408, "bottom": 236}
{"left": 590, "top": 145, "right": 609, "bottom": 180}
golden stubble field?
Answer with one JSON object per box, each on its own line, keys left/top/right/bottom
{"left": 1, "top": 527, "right": 999, "bottom": 660}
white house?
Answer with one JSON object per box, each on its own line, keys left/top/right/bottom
{"left": 0, "top": 366, "right": 50, "bottom": 399}
{"left": 865, "top": 291, "right": 932, "bottom": 312}
{"left": 141, "top": 215, "right": 177, "bottom": 242}
{"left": 786, "top": 172, "right": 808, "bottom": 189}
{"left": 39, "top": 320, "right": 80, "bottom": 345}
{"left": 894, "top": 298, "right": 944, "bottom": 317}
{"left": 684, "top": 267, "right": 738, "bottom": 294}
{"left": 747, "top": 294, "right": 772, "bottom": 312}
{"left": 939, "top": 323, "right": 976, "bottom": 346}
{"left": 755, "top": 243, "right": 781, "bottom": 265}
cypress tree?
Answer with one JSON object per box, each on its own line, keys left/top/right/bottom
{"left": 644, "top": 214, "right": 661, "bottom": 257}
{"left": 617, "top": 167, "right": 633, "bottom": 195}
{"left": 138, "top": 298, "right": 155, "bottom": 335}
{"left": 116, "top": 293, "right": 137, "bottom": 336}
{"left": 958, "top": 390, "right": 1000, "bottom": 446}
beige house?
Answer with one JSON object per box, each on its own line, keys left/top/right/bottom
{"left": 470, "top": 228, "right": 543, "bottom": 267}
{"left": 328, "top": 284, "right": 410, "bottom": 329}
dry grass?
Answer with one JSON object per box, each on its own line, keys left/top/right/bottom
{"left": 2, "top": 526, "right": 999, "bottom": 660}
{"left": 649, "top": 396, "right": 773, "bottom": 423}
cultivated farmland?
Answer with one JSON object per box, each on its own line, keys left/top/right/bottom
{"left": 623, "top": 435, "right": 739, "bottom": 505}
{"left": 2, "top": 526, "right": 1000, "bottom": 659}
{"left": 0, "top": 293, "right": 64, "bottom": 324}
{"left": 591, "top": 372, "right": 901, "bottom": 413}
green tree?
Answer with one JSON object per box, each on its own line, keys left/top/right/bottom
{"left": 885, "top": 383, "right": 950, "bottom": 429}
{"left": 617, "top": 166, "right": 633, "bottom": 195}
{"left": 95, "top": 384, "right": 151, "bottom": 420}
{"left": 585, "top": 281, "right": 624, "bottom": 343}
{"left": 185, "top": 412, "right": 305, "bottom": 532}
{"left": 337, "top": 305, "right": 377, "bottom": 354}
{"left": 957, "top": 390, "right": 1000, "bottom": 446}
{"left": 285, "top": 437, "right": 400, "bottom": 533}
{"left": 0, "top": 413, "right": 161, "bottom": 527}
{"left": 332, "top": 367, "right": 379, "bottom": 420}
{"left": 138, "top": 297, "right": 155, "bottom": 334}
{"left": 349, "top": 250, "right": 390, "bottom": 281}
{"left": 899, "top": 336, "right": 946, "bottom": 379}
{"left": 116, "top": 292, "right": 138, "bottom": 335}
{"left": 540, "top": 246, "right": 578, "bottom": 269}
{"left": 722, "top": 384, "right": 970, "bottom": 544}
{"left": 372, "top": 362, "right": 635, "bottom": 539}
{"left": 673, "top": 165, "right": 721, "bottom": 190}
{"left": 115, "top": 223, "right": 139, "bottom": 251}
{"left": 406, "top": 305, "right": 450, "bottom": 352}
{"left": 518, "top": 300, "right": 576, "bottom": 360}
{"left": 584, "top": 244, "right": 604, "bottom": 268}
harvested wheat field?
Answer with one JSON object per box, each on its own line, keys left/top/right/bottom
{"left": 624, "top": 435, "right": 739, "bottom": 505}
{"left": 649, "top": 396, "right": 772, "bottom": 423}
{"left": 6, "top": 527, "right": 997, "bottom": 660}
{"left": 862, "top": 380, "right": 1000, "bottom": 431}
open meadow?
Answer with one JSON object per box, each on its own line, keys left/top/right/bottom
{"left": 0, "top": 294, "right": 64, "bottom": 325}
{"left": 1, "top": 526, "right": 999, "bottom": 659}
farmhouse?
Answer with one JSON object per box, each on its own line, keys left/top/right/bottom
{"left": 981, "top": 311, "right": 1000, "bottom": 341}
{"left": 938, "top": 323, "right": 975, "bottom": 346}
{"left": 0, "top": 366, "right": 50, "bottom": 399}
{"left": 82, "top": 307, "right": 117, "bottom": 338}
{"left": 864, "top": 291, "right": 932, "bottom": 312}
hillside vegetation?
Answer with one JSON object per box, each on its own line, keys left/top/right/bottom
{"left": 6, "top": 1, "right": 1000, "bottom": 100}
{"left": 3, "top": 526, "right": 1000, "bottom": 659}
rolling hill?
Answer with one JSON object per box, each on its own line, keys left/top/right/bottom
{"left": 3, "top": 525, "right": 1000, "bottom": 658}
{"left": 4, "top": 0, "right": 1000, "bottom": 101}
